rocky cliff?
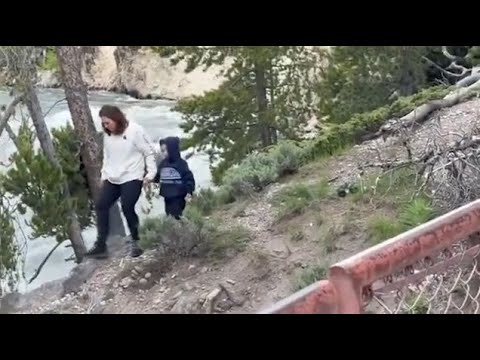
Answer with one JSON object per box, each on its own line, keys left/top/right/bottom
{"left": 37, "top": 46, "right": 227, "bottom": 100}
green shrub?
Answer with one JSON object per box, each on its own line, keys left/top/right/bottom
{"left": 351, "top": 167, "right": 419, "bottom": 204}
{"left": 139, "top": 208, "right": 251, "bottom": 260}
{"left": 273, "top": 180, "right": 330, "bottom": 221}
{"left": 191, "top": 188, "right": 218, "bottom": 215}
{"left": 40, "top": 47, "right": 58, "bottom": 71}
{"left": 367, "top": 195, "right": 437, "bottom": 245}
{"left": 399, "top": 198, "right": 437, "bottom": 228}
{"left": 294, "top": 264, "right": 328, "bottom": 291}
{"left": 367, "top": 216, "right": 403, "bottom": 245}
{"left": 269, "top": 141, "right": 305, "bottom": 176}
{"left": 312, "top": 86, "right": 452, "bottom": 159}
{"left": 222, "top": 152, "right": 278, "bottom": 197}
{"left": 405, "top": 294, "right": 429, "bottom": 314}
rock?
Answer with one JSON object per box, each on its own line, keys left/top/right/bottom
{"left": 102, "top": 290, "right": 115, "bottom": 302}
{"left": 159, "top": 286, "right": 168, "bottom": 293}
{"left": 206, "top": 288, "right": 222, "bottom": 303}
{"left": 173, "top": 291, "right": 183, "bottom": 300}
{"left": 217, "top": 299, "right": 233, "bottom": 312}
{"left": 226, "top": 279, "right": 236, "bottom": 285}
{"left": 188, "top": 265, "right": 196, "bottom": 271}
{"left": 184, "top": 283, "right": 193, "bottom": 291}
{"left": 170, "top": 297, "right": 191, "bottom": 314}
{"left": 154, "top": 298, "right": 162, "bottom": 305}
{"left": 202, "top": 288, "right": 223, "bottom": 314}
{"left": 145, "top": 272, "right": 152, "bottom": 279}
{"left": 100, "top": 301, "right": 106, "bottom": 306}
{"left": 171, "top": 274, "right": 177, "bottom": 279}
{"left": 139, "top": 278, "right": 148, "bottom": 285}
{"left": 201, "top": 267, "right": 209, "bottom": 274}
{"left": 134, "top": 266, "right": 142, "bottom": 273}
{"left": 120, "top": 277, "right": 133, "bottom": 289}
{"left": 131, "top": 269, "right": 140, "bottom": 277}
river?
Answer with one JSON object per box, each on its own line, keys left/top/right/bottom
{"left": 0, "top": 88, "right": 212, "bottom": 293}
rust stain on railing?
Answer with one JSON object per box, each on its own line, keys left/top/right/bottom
{"left": 259, "top": 199, "right": 480, "bottom": 314}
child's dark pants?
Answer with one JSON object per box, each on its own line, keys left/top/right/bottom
{"left": 164, "top": 197, "right": 186, "bottom": 220}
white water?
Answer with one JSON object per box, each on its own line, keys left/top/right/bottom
{"left": 0, "top": 88, "right": 212, "bottom": 293}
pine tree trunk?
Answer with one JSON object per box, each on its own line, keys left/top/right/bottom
{"left": 23, "top": 80, "right": 86, "bottom": 262}
{"left": 55, "top": 46, "right": 125, "bottom": 237}
{"left": 254, "top": 62, "right": 273, "bottom": 147}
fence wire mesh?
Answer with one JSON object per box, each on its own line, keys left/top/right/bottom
{"left": 364, "top": 237, "right": 480, "bottom": 314}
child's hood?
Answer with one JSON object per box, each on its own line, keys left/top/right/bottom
{"left": 165, "top": 136, "right": 181, "bottom": 161}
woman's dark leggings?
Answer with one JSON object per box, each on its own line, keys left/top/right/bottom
{"left": 95, "top": 180, "right": 143, "bottom": 245}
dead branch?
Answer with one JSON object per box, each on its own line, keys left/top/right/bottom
{"left": 442, "top": 46, "right": 464, "bottom": 62}
{"left": 5, "top": 123, "right": 18, "bottom": 148}
{"left": 28, "top": 241, "right": 63, "bottom": 284}
{"left": 364, "top": 114, "right": 480, "bottom": 213}
{"left": 423, "top": 56, "right": 469, "bottom": 78}
{"left": 366, "top": 79, "right": 480, "bottom": 142}
{"left": 0, "top": 95, "right": 23, "bottom": 138}
{"left": 43, "top": 97, "right": 66, "bottom": 118}
{"left": 457, "top": 73, "right": 480, "bottom": 87}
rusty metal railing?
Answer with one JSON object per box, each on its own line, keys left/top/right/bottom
{"left": 260, "top": 199, "right": 480, "bottom": 314}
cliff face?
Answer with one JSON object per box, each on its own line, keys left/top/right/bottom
{"left": 37, "top": 46, "right": 227, "bottom": 100}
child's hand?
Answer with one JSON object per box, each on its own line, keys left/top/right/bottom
{"left": 143, "top": 177, "right": 152, "bottom": 190}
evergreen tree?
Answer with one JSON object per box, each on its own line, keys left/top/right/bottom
{"left": 0, "top": 188, "right": 18, "bottom": 294}
{"left": 1, "top": 124, "right": 93, "bottom": 242}
{"left": 316, "top": 46, "right": 433, "bottom": 124}
{"left": 0, "top": 46, "right": 86, "bottom": 264}
{"left": 153, "top": 46, "right": 324, "bottom": 183}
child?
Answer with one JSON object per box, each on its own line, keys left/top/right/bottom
{"left": 153, "top": 137, "right": 195, "bottom": 219}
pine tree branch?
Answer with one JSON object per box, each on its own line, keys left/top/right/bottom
{"left": 28, "top": 241, "right": 63, "bottom": 284}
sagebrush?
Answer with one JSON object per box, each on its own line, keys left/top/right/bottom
{"left": 139, "top": 206, "right": 251, "bottom": 259}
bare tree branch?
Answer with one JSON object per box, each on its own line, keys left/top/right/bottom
{"left": 0, "top": 95, "right": 23, "bottom": 138}
{"left": 43, "top": 97, "right": 67, "bottom": 118}
{"left": 5, "top": 123, "right": 18, "bottom": 148}
{"left": 423, "top": 56, "right": 469, "bottom": 78}
{"left": 28, "top": 241, "right": 63, "bottom": 284}
{"left": 363, "top": 79, "right": 480, "bottom": 142}
{"left": 442, "top": 46, "right": 464, "bottom": 62}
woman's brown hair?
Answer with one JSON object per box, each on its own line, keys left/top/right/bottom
{"left": 99, "top": 105, "right": 128, "bottom": 135}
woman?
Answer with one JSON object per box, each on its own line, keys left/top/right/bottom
{"left": 86, "top": 105, "right": 157, "bottom": 259}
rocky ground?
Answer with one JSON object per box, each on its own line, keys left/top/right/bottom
{"left": 3, "top": 97, "right": 480, "bottom": 314}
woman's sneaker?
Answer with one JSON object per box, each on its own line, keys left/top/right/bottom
{"left": 129, "top": 240, "right": 143, "bottom": 258}
{"left": 85, "top": 242, "right": 108, "bottom": 259}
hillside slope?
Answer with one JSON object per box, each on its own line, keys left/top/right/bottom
{"left": 5, "top": 97, "right": 480, "bottom": 314}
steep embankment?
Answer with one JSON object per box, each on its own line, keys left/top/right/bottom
{"left": 37, "top": 47, "right": 227, "bottom": 100}
{"left": 6, "top": 96, "right": 480, "bottom": 314}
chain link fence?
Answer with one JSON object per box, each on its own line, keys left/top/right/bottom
{"left": 364, "top": 237, "right": 480, "bottom": 314}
